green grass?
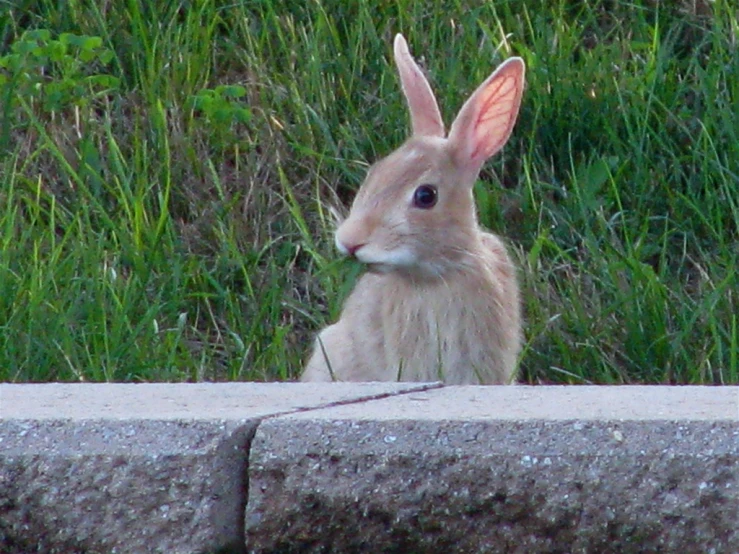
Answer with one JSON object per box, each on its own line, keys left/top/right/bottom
{"left": 0, "top": 0, "right": 736, "bottom": 384}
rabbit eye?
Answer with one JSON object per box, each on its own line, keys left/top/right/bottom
{"left": 412, "top": 184, "right": 438, "bottom": 209}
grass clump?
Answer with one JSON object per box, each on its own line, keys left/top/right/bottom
{"left": 0, "top": 0, "right": 736, "bottom": 384}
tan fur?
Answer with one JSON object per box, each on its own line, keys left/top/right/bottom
{"left": 301, "top": 34, "right": 526, "bottom": 384}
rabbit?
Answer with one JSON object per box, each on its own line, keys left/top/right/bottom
{"left": 301, "top": 33, "right": 525, "bottom": 384}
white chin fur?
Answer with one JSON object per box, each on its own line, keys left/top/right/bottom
{"left": 355, "top": 245, "right": 416, "bottom": 267}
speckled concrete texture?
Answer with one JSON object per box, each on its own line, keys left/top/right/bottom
{"left": 245, "top": 386, "right": 739, "bottom": 554}
{"left": 0, "top": 382, "right": 438, "bottom": 554}
{"left": 0, "top": 384, "right": 736, "bottom": 553}
{"left": 1, "top": 418, "right": 254, "bottom": 554}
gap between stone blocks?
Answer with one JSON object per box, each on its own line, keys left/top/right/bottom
{"left": 234, "top": 381, "right": 446, "bottom": 552}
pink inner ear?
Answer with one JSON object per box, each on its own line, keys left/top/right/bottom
{"left": 448, "top": 57, "right": 525, "bottom": 171}
{"left": 471, "top": 73, "right": 520, "bottom": 161}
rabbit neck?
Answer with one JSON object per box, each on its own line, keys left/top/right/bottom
{"left": 367, "top": 258, "right": 514, "bottom": 384}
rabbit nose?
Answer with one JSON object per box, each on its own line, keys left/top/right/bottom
{"left": 346, "top": 243, "right": 365, "bottom": 256}
{"left": 337, "top": 240, "right": 365, "bottom": 257}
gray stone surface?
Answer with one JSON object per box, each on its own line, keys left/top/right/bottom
{"left": 0, "top": 381, "right": 442, "bottom": 420}
{"left": 2, "top": 384, "right": 736, "bottom": 553}
{"left": 280, "top": 384, "right": 739, "bottom": 421}
{"left": 0, "top": 382, "right": 438, "bottom": 554}
{"left": 1, "top": 419, "right": 253, "bottom": 554}
{"left": 246, "top": 386, "right": 739, "bottom": 554}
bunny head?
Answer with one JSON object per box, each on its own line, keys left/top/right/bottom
{"left": 335, "top": 34, "right": 525, "bottom": 278}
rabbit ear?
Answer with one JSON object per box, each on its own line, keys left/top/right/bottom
{"left": 393, "top": 34, "right": 445, "bottom": 138}
{"left": 447, "top": 57, "right": 525, "bottom": 176}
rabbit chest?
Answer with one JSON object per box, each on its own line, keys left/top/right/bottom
{"left": 363, "top": 271, "right": 511, "bottom": 384}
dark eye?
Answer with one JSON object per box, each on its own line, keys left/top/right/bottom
{"left": 412, "top": 184, "right": 438, "bottom": 209}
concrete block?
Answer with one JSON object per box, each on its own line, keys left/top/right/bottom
{"left": 1, "top": 418, "right": 253, "bottom": 554}
{"left": 246, "top": 386, "right": 739, "bottom": 554}
{"left": 0, "top": 382, "right": 437, "bottom": 554}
